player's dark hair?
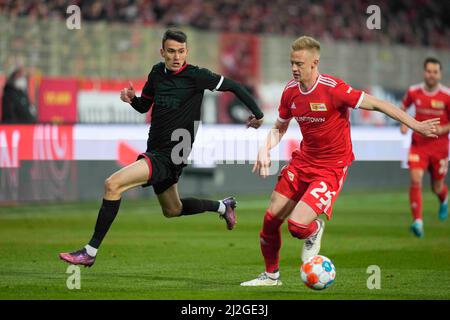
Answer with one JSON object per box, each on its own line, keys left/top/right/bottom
{"left": 424, "top": 57, "right": 442, "bottom": 70}
{"left": 162, "top": 29, "right": 187, "bottom": 49}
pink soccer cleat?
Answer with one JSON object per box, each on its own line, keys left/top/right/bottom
{"left": 59, "top": 248, "right": 96, "bottom": 267}
{"left": 220, "top": 196, "right": 237, "bottom": 230}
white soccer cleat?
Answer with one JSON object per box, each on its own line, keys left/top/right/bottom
{"left": 301, "top": 219, "right": 325, "bottom": 262}
{"left": 240, "top": 272, "right": 282, "bottom": 286}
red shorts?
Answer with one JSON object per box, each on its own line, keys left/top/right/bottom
{"left": 408, "top": 145, "right": 448, "bottom": 180}
{"left": 274, "top": 161, "right": 349, "bottom": 220}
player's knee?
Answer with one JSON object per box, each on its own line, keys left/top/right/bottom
{"left": 104, "top": 177, "right": 121, "bottom": 196}
{"left": 410, "top": 180, "right": 422, "bottom": 188}
{"left": 162, "top": 206, "right": 182, "bottom": 218}
{"left": 432, "top": 183, "right": 443, "bottom": 194}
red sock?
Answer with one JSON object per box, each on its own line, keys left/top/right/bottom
{"left": 409, "top": 183, "right": 422, "bottom": 221}
{"left": 287, "top": 219, "right": 319, "bottom": 239}
{"left": 437, "top": 184, "right": 448, "bottom": 203}
{"left": 260, "top": 210, "right": 284, "bottom": 273}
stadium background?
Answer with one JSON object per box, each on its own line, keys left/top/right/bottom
{"left": 0, "top": 0, "right": 449, "bottom": 300}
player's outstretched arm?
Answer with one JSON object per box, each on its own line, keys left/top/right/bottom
{"left": 253, "top": 119, "right": 290, "bottom": 178}
{"left": 359, "top": 94, "right": 440, "bottom": 138}
{"left": 218, "top": 78, "right": 264, "bottom": 128}
{"left": 120, "top": 82, "right": 153, "bottom": 114}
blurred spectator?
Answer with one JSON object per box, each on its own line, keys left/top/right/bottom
{"left": 1, "top": 68, "right": 36, "bottom": 123}
{"left": 0, "top": 0, "right": 448, "bottom": 49}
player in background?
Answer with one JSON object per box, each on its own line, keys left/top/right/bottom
{"left": 59, "top": 29, "right": 264, "bottom": 267}
{"left": 241, "top": 36, "right": 439, "bottom": 286}
{"left": 400, "top": 57, "right": 450, "bottom": 238}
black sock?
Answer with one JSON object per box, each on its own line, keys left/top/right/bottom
{"left": 180, "top": 198, "right": 220, "bottom": 216}
{"left": 88, "top": 199, "right": 121, "bottom": 249}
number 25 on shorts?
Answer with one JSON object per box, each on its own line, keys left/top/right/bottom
{"left": 310, "top": 182, "right": 336, "bottom": 212}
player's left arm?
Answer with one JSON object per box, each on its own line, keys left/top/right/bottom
{"left": 435, "top": 98, "right": 450, "bottom": 135}
{"left": 359, "top": 94, "right": 440, "bottom": 138}
{"left": 218, "top": 78, "right": 264, "bottom": 128}
{"left": 195, "top": 68, "right": 264, "bottom": 128}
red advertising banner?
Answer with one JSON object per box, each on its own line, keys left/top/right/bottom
{"left": 38, "top": 77, "right": 78, "bottom": 123}
{"left": 0, "top": 124, "right": 73, "bottom": 168}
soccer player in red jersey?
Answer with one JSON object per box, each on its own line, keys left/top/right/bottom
{"left": 400, "top": 57, "right": 450, "bottom": 238}
{"left": 241, "top": 36, "right": 440, "bottom": 286}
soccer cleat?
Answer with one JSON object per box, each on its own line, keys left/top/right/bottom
{"left": 59, "top": 248, "right": 96, "bottom": 267}
{"left": 410, "top": 220, "right": 424, "bottom": 238}
{"left": 240, "top": 272, "right": 282, "bottom": 286}
{"left": 438, "top": 200, "right": 448, "bottom": 221}
{"left": 220, "top": 196, "right": 237, "bottom": 230}
{"left": 301, "top": 219, "right": 325, "bottom": 262}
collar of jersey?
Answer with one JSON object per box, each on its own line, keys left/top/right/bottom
{"left": 420, "top": 83, "right": 441, "bottom": 97}
{"left": 298, "top": 74, "right": 321, "bottom": 95}
{"left": 164, "top": 63, "right": 188, "bottom": 75}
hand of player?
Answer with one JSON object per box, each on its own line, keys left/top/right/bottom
{"left": 246, "top": 115, "right": 264, "bottom": 129}
{"left": 414, "top": 118, "right": 440, "bottom": 138}
{"left": 252, "top": 148, "right": 271, "bottom": 178}
{"left": 120, "top": 81, "right": 136, "bottom": 103}
{"left": 400, "top": 123, "right": 408, "bottom": 135}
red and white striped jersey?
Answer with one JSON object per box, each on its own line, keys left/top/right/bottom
{"left": 278, "top": 74, "right": 365, "bottom": 168}
{"left": 403, "top": 83, "right": 450, "bottom": 147}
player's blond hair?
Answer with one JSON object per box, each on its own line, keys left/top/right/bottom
{"left": 291, "top": 36, "right": 320, "bottom": 54}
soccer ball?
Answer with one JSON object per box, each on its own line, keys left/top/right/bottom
{"left": 300, "top": 255, "right": 336, "bottom": 290}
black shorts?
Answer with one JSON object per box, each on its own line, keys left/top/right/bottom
{"left": 137, "top": 151, "right": 184, "bottom": 195}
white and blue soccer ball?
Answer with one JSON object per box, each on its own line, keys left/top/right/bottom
{"left": 300, "top": 255, "right": 336, "bottom": 290}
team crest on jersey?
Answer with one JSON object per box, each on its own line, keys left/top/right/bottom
{"left": 409, "top": 153, "right": 420, "bottom": 162}
{"left": 291, "top": 102, "right": 297, "bottom": 109}
{"left": 310, "top": 103, "right": 327, "bottom": 111}
{"left": 287, "top": 170, "right": 295, "bottom": 182}
{"left": 431, "top": 100, "right": 445, "bottom": 109}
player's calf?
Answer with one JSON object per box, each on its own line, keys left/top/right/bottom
{"left": 260, "top": 210, "right": 283, "bottom": 273}
{"left": 287, "top": 219, "right": 319, "bottom": 239}
{"left": 162, "top": 206, "right": 182, "bottom": 218}
{"left": 287, "top": 219, "right": 325, "bottom": 262}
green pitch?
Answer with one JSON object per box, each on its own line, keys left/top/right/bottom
{"left": 0, "top": 190, "right": 449, "bottom": 300}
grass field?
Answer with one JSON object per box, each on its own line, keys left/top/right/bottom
{"left": 0, "top": 190, "right": 449, "bottom": 300}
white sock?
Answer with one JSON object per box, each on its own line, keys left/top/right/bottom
{"left": 217, "top": 201, "right": 226, "bottom": 214}
{"left": 266, "top": 271, "right": 280, "bottom": 279}
{"left": 414, "top": 219, "right": 423, "bottom": 225}
{"left": 85, "top": 244, "right": 98, "bottom": 257}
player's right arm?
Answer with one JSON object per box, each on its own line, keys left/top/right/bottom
{"left": 120, "top": 74, "right": 154, "bottom": 113}
{"left": 253, "top": 119, "right": 290, "bottom": 178}
{"left": 253, "top": 88, "right": 292, "bottom": 178}
{"left": 400, "top": 88, "right": 413, "bottom": 134}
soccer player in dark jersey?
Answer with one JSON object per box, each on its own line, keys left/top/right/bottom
{"left": 59, "top": 29, "right": 264, "bottom": 267}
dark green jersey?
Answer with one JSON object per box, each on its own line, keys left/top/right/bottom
{"left": 132, "top": 62, "right": 223, "bottom": 161}
{"left": 131, "top": 62, "right": 263, "bottom": 166}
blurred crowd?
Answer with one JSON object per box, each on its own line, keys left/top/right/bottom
{"left": 1, "top": 0, "right": 449, "bottom": 49}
